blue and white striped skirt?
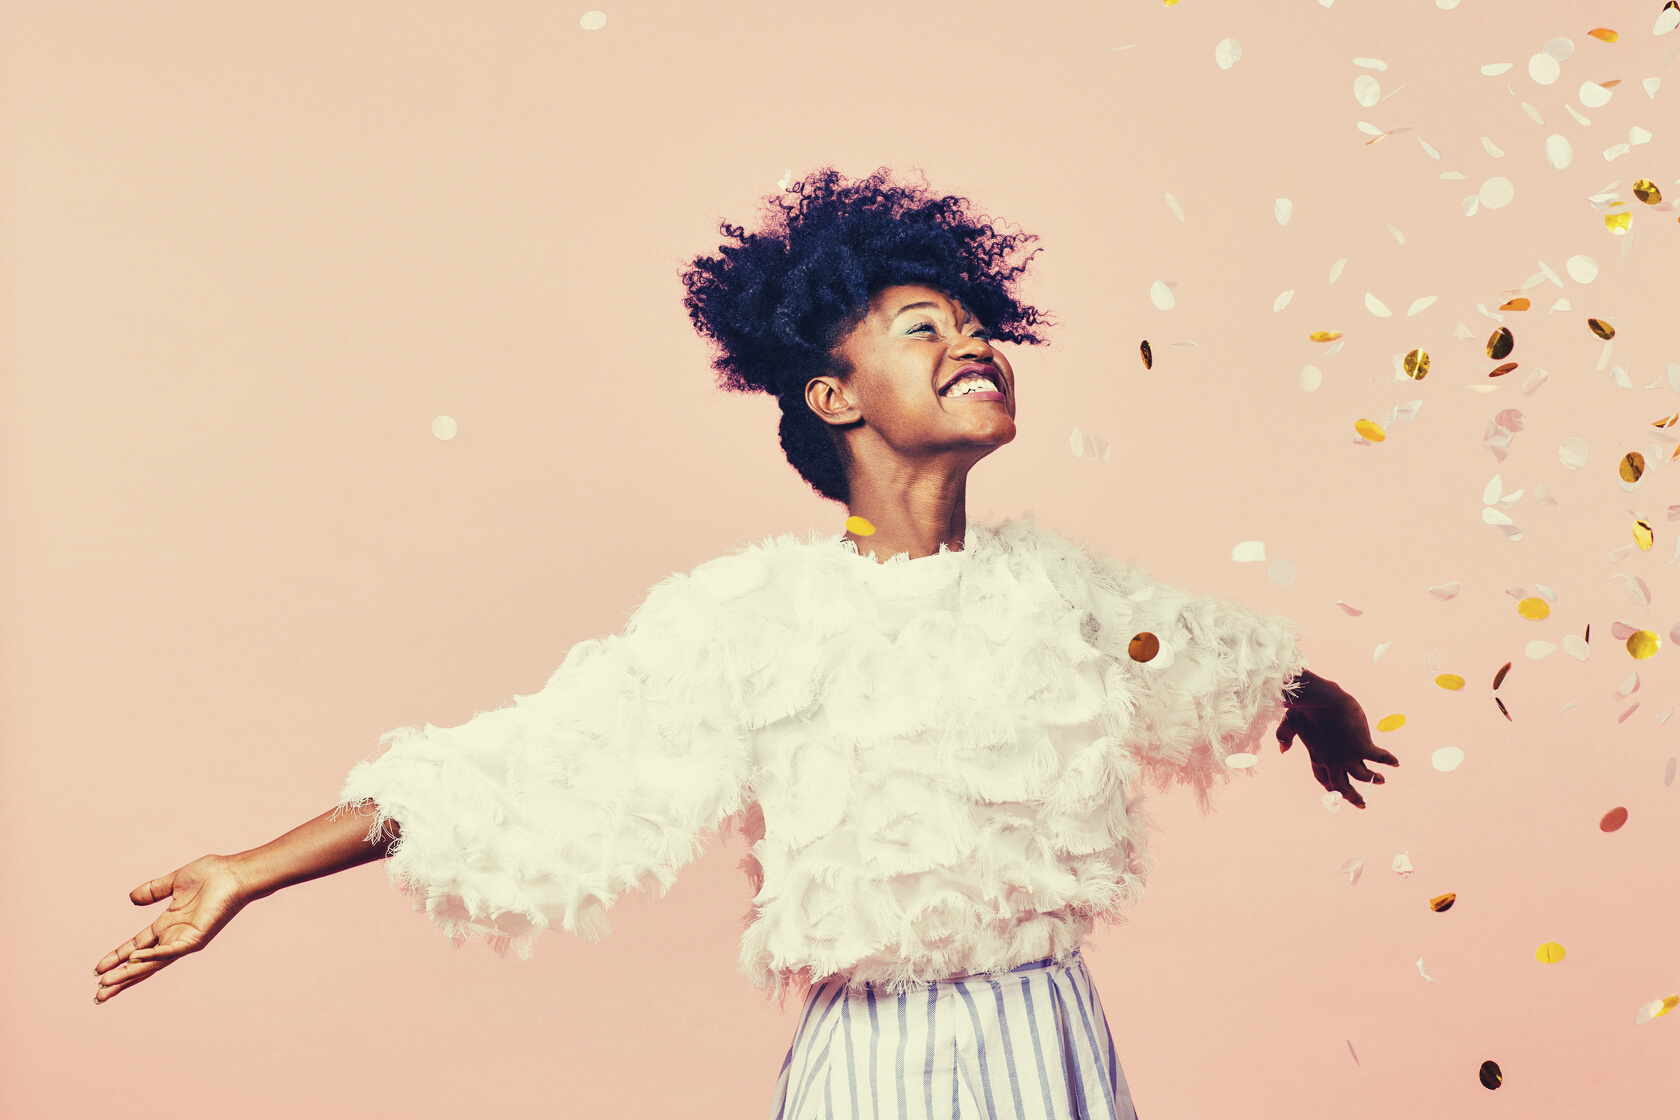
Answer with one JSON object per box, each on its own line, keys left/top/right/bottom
{"left": 767, "top": 950, "right": 1140, "bottom": 1120}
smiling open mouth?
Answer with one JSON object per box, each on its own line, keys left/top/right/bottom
{"left": 940, "top": 370, "right": 1003, "bottom": 398}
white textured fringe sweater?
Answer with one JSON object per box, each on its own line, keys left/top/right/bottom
{"left": 337, "top": 515, "right": 1308, "bottom": 995}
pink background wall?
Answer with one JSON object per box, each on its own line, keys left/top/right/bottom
{"left": 5, "top": 1, "right": 1677, "bottom": 1116}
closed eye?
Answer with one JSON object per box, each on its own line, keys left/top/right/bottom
{"left": 909, "top": 323, "right": 995, "bottom": 340}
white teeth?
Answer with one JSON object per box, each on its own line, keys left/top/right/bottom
{"left": 944, "top": 374, "right": 995, "bottom": 396}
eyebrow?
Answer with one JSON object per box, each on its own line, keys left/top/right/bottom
{"left": 890, "top": 300, "right": 973, "bottom": 323}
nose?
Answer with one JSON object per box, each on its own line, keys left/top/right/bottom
{"left": 949, "top": 332, "right": 995, "bottom": 362}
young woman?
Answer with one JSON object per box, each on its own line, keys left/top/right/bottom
{"left": 95, "top": 168, "right": 1398, "bottom": 1120}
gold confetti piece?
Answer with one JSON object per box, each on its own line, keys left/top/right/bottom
{"left": 1588, "top": 317, "right": 1616, "bottom": 339}
{"left": 1376, "top": 713, "right": 1407, "bottom": 732}
{"left": 1140, "top": 340, "right": 1152, "bottom": 369}
{"left": 1436, "top": 674, "right": 1465, "bottom": 690}
{"left": 1403, "top": 349, "right": 1430, "bottom": 379}
{"left": 1495, "top": 696, "right": 1511, "bottom": 721}
{"left": 1430, "top": 892, "right": 1456, "bottom": 913}
{"left": 1600, "top": 806, "right": 1628, "bottom": 831}
{"left": 1486, "top": 326, "right": 1514, "bottom": 360}
{"left": 1620, "top": 451, "right": 1645, "bottom": 483}
{"left": 1627, "top": 630, "right": 1660, "bottom": 659}
{"left": 1587, "top": 27, "right": 1619, "bottom": 42}
{"left": 1493, "top": 661, "right": 1512, "bottom": 689}
{"left": 1489, "top": 362, "right": 1518, "bottom": 377}
{"left": 1354, "top": 419, "right": 1386, "bottom": 441}
{"left": 1633, "top": 179, "right": 1663, "bottom": 204}
{"left": 1659, "top": 996, "right": 1680, "bottom": 1017}
{"left": 1128, "top": 632, "right": 1160, "bottom": 663}
{"left": 1599, "top": 78, "right": 1621, "bottom": 88}
{"left": 1310, "top": 330, "right": 1343, "bottom": 342}
{"left": 1163, "top": 0, "right": 1181, "bottom": 5}
{"left": 1498, "top": 297, "right": 1531, "bottom": 311}
{"left": 1536, "top": 941, "right": 1566, "bottom": 964}
{"left": 1605, "top": 209, "right": 1632, "bottom": 233}
{"left": 1518, "top": 597, "right": 1551, "bottom": 620}
{"left": 844, "top": 515, "right": 876, "bottom": 536}
{"left": 1653, "top": 412, "right": 1678, "bottom": 428}
{"left": 1634, "top": 520, "right": 1654, "bottom": 549}
{"left": 1479, "top": 1061, "right": 1503, "bottom": 1090}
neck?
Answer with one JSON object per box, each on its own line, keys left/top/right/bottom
{"left": 842, "top": 464, "right": 970, "bottom": 562}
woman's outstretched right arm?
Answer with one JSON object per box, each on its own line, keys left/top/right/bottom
{"left": 92, "top": 802, "right": 401, "bottom": 1004}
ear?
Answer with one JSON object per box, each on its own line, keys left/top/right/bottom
{"left": 805, "top": 375, "right": 861, "bottom": 427}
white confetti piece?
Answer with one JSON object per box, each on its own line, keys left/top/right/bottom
{"left": 1535, "top": 583, "right": 1556, "bottom": 601}
{"left": 1341, "top": 857, "right": 1365, "bottom": 885}
{"left": 1481, "top": 136, "right": 1506, "bottom": 158}
{"left": 1164, "top": 193, "right": 1185, "bottom": 222}
{"left": 1609, "top": 544, "right": 1636, "bottom": 562}
{"left": 1522, "top": 102, "right": 1544, "bottom": 125}
{"left": 1604, "top": 142, "right": 1632, "bottom": 161}
{"left": 1324, "top": 339, "right": 1345, "bottom": 357}
{"left": 1273, "top": 289, "right": 1295, "bottom": 312}
{"left": 1232, "top": 541, "right": 1267, "bottom": 562}
{"left": 1483, "top": 506, "right": 1513, "bottom": 526}
{"left": 579, "top": 9, "right": 607, "bottom": 30}
{"left": 1630, "top": 126, "right": 1653, "bottom": 146}
{"left": 1545, "top": 134, "right": 1573, "bottom": 169}
{"left": 777, "top": 169, "right": 791, "bottom": 190}
{"left": 1335, "top": 601, "right": 1364, "bottom": 616}
{"left": 1354, "top": 74, "right": 1381, "bottom": 106}
{"left": 1545, "top": 37, "right": 1575, "bottom": 61}
{"left": 1452, "top": 321, "right": 1475, "bottom": 341}
{"left": 1407, "top": 295, "right": 1437, "bottom": 316}
{"left": 1644, "top": 77, "right": 1662, "bottom": 99}
{"left": 1462, "top": 194, "right": 1480, "bottom": 217}
{"left": 1480, "top": 62, "right": 1512, "bottom": 76}
{"left": 431, "top": 415, "right": 457, "bottom": 440}
{"left": 1528, "top": 53, "right": 1561, "bottom": 85}
{"left": 1150, "top": 280, "right": 1176, "bottom": 310}
{"left": 1384, "top": 221, "right": 1405, "bottom": 244}
{"left": 1416, "top": 958, "right": 1435, "bottom": 983}
{"left": 1269, "top": 559, "right": 1298, "bottom": 585}
{"left": 1636, "top": 998, "right": 1673, "bottom": 1026}
{"left": 1328, "top": 257, "right": 1346, "bottom": 283}
{"left": 1619, "top": 670, "right": 1640, "bottom": 697}
{"left": 1225, "top": 752, "right": 1258, "bottom": 769}
{"left": 1394, "top": 852, "right": 1414, "bottom": 877}
{"left": 1660, "top": 4, "right": 1680, "bottom": 34}
{"left": 1353, "top": 57, "right": 1387, "bottom": 70}
{"left": 1479, "top": 177, "right": 1514, "bottom": 209}
{"left": 1364, "top": 292, "right": 1392, "bottom": 317}
{"left": 1418, "top": 138, "right": 1441, "bottom": 159}
{"left": 1566, "top": 254, "right": 1598, "bottom": 283}
{"left": 1537, "top": 260, "right": 1563, "bottom": 287}
{"left": 1275, "top": 198, "right": 1293, "bottom": 225}
{"left": 1617, "top": 573, "right": 1653, "bottom": 607}
{"left": 1300, "top": 365, "right": 1323, "bottom": 392}
{"left": 1070, "top": 426, "right": 1085, "bottom": 457}
{"left": 1562, "top": 634, "right": 1589, "bottom": 661}
{"left": 1373, "top": 641, "right": 1391, "bottom": 660}
{"left": 1440, "top": 170, "right": 1467, "bottom": 180}
{"left": 1666, "top": 757, "right": 1677, "bottom": 786}
{"left": 1169, "top": 340, "right": 1198, "bottom": 350}
{"left": 1663, "top": 708, "right": 1675, "bottom": 726}
{"left": 1214, "top": 38, "right": 1242, "bottom": 70}
{"left": 1432, "top": 746, "right": 1465, "bottom": 771}
{"left": 1560, "top": 700, "right": 1577, "bottom": 712}
{"left": 1580, "top": 80, "right": 1613, "bottom": 109}
{"left": 1427, "top": 582, "right": 1461, "bottom": 600}
{"left": 1525, "top": 640, "right": 1557, "bottom": 659}
{"left": 1356, "top": 120, "right": 1386, "bottom": 136}
{"left": 1322, "top": 791, "right": 1344, "bottom": 813}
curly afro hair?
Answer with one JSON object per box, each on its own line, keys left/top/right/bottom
{"left": 681, "top": 167, "right": 1052, "bottom": 504}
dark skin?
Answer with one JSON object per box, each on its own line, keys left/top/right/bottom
{"left": 808, "top": 283, "right": 1399, "bottom": 808}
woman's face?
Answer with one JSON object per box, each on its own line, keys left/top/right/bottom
{"left": 807, "top": 284, "right": 1016, "bottom": 471}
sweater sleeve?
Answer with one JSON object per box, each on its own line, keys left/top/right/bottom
{"left": 1084, "top": 553, "right": 1310, "bottom": 814}
{"left": 334, "top": 565, "right": 755, "bottom": 958}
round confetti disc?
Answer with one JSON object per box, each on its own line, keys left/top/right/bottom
{"left": 579, "top": 10, "right": 607, "bottom": 30}
{"left": 1435, "top": 674, "right": 1465, "bottom": 690}
{"left": 1432, "top": 746, "right": 1465, "bottom": 772}
{"left": 431, "top": 415, "right": 458, "bottom": 440}
{"left": 1600, "top": 806, "right": 1628, "bottom": 832}
{"left": 1128, "top": 632, "right": 1160, "bottom": 663}
{"left": 1535, "top": 942, "right": 1566, "bottom": 964}
{"left": 1588, "top": 318, "right": 1616, "bottom": 340}
{"left": 1310, "top": 330, "right": 1343, "bottom": 342}
{"left": 844, "top": 515, "right": 876, "bottom": 536}
{"left": 1403, "top": 349, "right": 1430, "bottom": 379}
{"left": 1430, "top": 892, "right": 1456, "bottom": 913}
{"left": 1479, "top": 1060, "right": 1502, "bottom": 1090}
{"left": 1225, "top": 752, "right": 1258, "bottom": 769}
{"left": 1517, "top": 597, "right": 1550, "bottom": 620}
{"left": 1605, "top": 210, "right": 1631, "bottom": 234}
{"left": 1376, "top": 713, "right": 1406, "bottom": 732}
{"left": 1633, "top": 179, "right": 1663, "bottom": 204}
{"left": 1627, "top": 631, "right": 1659, "bottom": 659}
{"left": 1354, "top": 419, "right": 1386, "bottom": 441}
{"left": 1620, "top": 452, "right": 1645, "bottom": 483}
{"left": 1486, "top": 327, "right": 1514, "bottom": 360}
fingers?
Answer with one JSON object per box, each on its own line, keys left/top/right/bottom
{"left": 94, "top": 957, "right": 168, "bottom": 1004}
{"left": 1277, "top": 710, "right": 1299, "bottom": 752}
{"left": 130, "top": 871, "right": 179, "bottom": 906}
{"left": 1365, "top": 745, "right": 1401, "bottom": 767}
{"left": 1332, "top": 769, "right": 1366, "bottom": 809}
{"left": 95, "top": 924, "right": 158, "bottom": 975}
{"left": 1348, "top": 761, "right": 1385, "bottom": 784}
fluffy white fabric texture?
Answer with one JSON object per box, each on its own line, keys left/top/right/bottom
{"left": 336, "top": 515, "right": 1308, "bottom": 995}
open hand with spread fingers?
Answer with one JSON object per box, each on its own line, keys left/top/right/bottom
{"left": 93, "top": 854, "right": 254, "bottom": 1004}
{"left": 1277, "top": 669, "right": 1399, "bottom": 809}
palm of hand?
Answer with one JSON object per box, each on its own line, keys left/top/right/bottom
{"left": 94, "top": 855, "right": 251, "bottom": 1003}
{"left": 1277, "top": 689, "right": 1399, "bottom": 809}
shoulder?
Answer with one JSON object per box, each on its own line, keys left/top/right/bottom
{"left": 980, "top": 513, "right": 1152, "bottom": 594}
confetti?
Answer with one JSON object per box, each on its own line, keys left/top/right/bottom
{"left": 1589, "top": 318, "right": 1617, "bottom": 340}
{"left": 1214, "top": 38, "right": 1242, "bottom": 70}
{"left": 844, "top": 515, "right": 876, "bottom": 536}
{"left": 1486, "top": 327, "right": 1514, "bottom": 359}
{"left": 1528, "top": 53, "right": 1561, "bottom": 85}
{"left": 579, "top": 10, "right": 607, "bottom": 30}
{"left": 1479, "top": 1061, "right": 1503, "bottom": 1090}
{"left": 1521, "top": 102, "right": 1544, "bottom": 124}
{"left": 1580, "top": 80, "right": 1614, "bottom": 108}
{"left": 1354, "top": 74, "right": 1381, "bottom": 106}
{"left": 1499, "top": 298, "right": 1530, "bottom": 311}
{"left": 1490, "top": 362, "right": 1518, "bottom": 377}
{"left": 1376, "top": 714, "right": 1406, "bottom": 732}
{"left": 1269, "top": 559, "right": 1298, "bottom": 585}
{"left": 1274, "top": 289, "right": 1295, "bottom": 312}
{"left": 1645, "top": 77, "right": 1663, "bottom": 98}
{"left": 1545, "top": 134, "right": 1574, "bottom": 169}
{"left": 1140, "top": 340, "right": 1152, "bottom": 369}
{"left": 1164, "top": 193, "right": 1185, "bottom": 222}
{"left": 1415, "top": 957, "right": 1435, "bottom": 982}
{"left": 1525, "top": 640, "right": 1556, "bottom": 658}
{"left": 1225, "top": 752, "right": 1257, "bottom": 769}
{"left": 1660, "top": 2, "right": 1680, "bottom": 36}
{"left": 1566, "top": 103, "right": 1592, "bottom": 126}
{"left": 1493, "top": 661, "right": 1512, "bottom": 689}
{"left": 1340, "top": 857, "right": 1364, "bottom": 885}
{"left": 1275, "top": 198, "right": 1293, "bottom": 225}
{"left": 1436, "top": 674, "right": 1465, "bottom": 690}
{"left": 1149, "top": 280, "right": 1175, "bottom": 310}
{"left": 1587, "top": 28, "right": 1619, "bottom": 43}
{"left": 1430, "top": 892, "right": 1457, "bottom": 912}
{"left": 1629, "top": 125, "right": 1652, "bottom": 145}
{"left": 1535, "top": 942, "right": 1566, "bottom": 964}
{"left": 1384, "top": 220, "right": 1405, "bottom": 244}
{"left": 1322, "top": 791, "right": 1344, "bottom": 813}
{"left": 1636, "top": 996, "right": 1680, "bottom": 1025}
{"left": 1479, "top": 176, "right": 1515, "bottom": 208}
{"left": 1232, "top": 540, "right": 1267, "bottom": 562}
{"left": 1336, "top": 600, "right": 1365, "bottom": 616}
{"left": 1566, "top": 254, "right": 1599, "bottom": 283}
{"left": 1628, "top": 630, "right": 1660, "bottom": 658}
{"left": 1404, "top": 349, "right": 1430, "bottom": 379}
{"left": 1427, "top": 582, "right": 1461, "bottom": 600}
{"left": 1418, "top": 138, "right": 1441, "bottom": 159}
{"left": 1600, "top": 806, "right": 1628, "bottom": 831}
{"left": 1605, "top": 208, "right": 1632, "bottom": 233}
{"left": 1407, "top": 295, "right": 1437, "bottom": 315}
{"left": 1169, "top": 340, "right": 1199, "bottom": 350}
{"left": 431, "top": 415, "right": 457, "bottom": 440}
{"left": 1355, "top": 419, "right": 1386, "bottom": 441}
{"left": 1620, "top": 451, "right": 1645, "bottom": 482}
{"left": 1300, "top": 365, "right": 1322, "bottom": 391}
{"left": 1128, "top": 632, "right": 1160, "bottom": 663}
{"left": 1667, "top": 757, "right": 1677, "bottom": 786}
{"left": 1634, "top": 520, "right": 1655, "bottom": 550}
{"left": 1310, "top": 330, "right": 1343, "bottom": 342}
{"left": 1481, "top": 62, "right": 1513, "bottom": 76}
{"left": 1480, "top": 136, "right": 1506, "bottom": 158}
{"left": 1372, "top": 641, "right": 1390, "bottom": 660}
{"left": 1364, "top": 292, "right": 1393, "bottom": 317}
{"left": 1546, "top": 36, "right": 1575, "bottom": 60}
{"left": 1634, "top": 179, "right": 1663, "bottom": 203}
{"left": 1394, "top": 852, "right": 1414, "bottom": 877}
